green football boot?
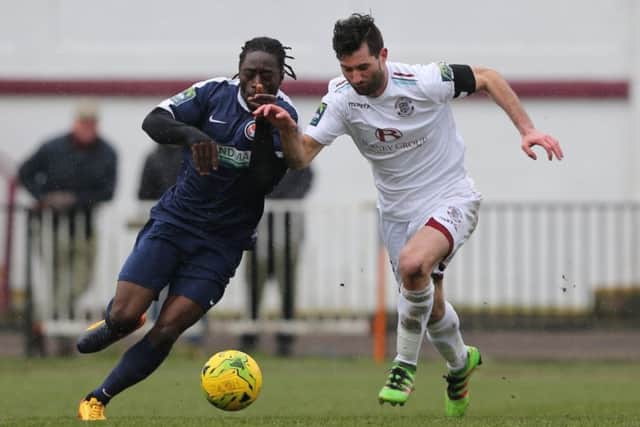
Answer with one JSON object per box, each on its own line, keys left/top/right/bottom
{"left": 378, "top": 361, "right": 416, "bottom": 406}
{"left": 444, "top": 345, "right": 482, "bottom": 417}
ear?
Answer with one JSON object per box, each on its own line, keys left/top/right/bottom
{"left": 379, "top": 47, "right": 388, "bottom": 61}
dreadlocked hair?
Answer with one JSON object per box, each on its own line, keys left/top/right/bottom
{"left": 235, "top": 36, "right": 297, "bottom": 80}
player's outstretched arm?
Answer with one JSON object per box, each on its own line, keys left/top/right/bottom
{"left": 253, "top": 104, "right": 324, "bottom": 169}
{"left": 472, "top": 66, "right": 564, "bottom": 161}
{"left": 142, "top": 108, "right": 218, "bottom": 175}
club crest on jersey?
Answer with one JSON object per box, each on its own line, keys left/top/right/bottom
{"left": 443, "top": 206, "right": 463, "bottom": 231}
{"left": 375, "top": 128, "right": 403, "bottom": 142}
{"left": 395, "top": 97, "right": 414, "bottom": 117}
{"left": 244, "top": 120, "right": 256, "bottom": 140}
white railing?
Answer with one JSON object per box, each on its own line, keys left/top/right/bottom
{"left": 5, "top": 201, "right": 640, "bottom": 339}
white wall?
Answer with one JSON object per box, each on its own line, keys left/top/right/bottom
{"left": 0, "top": 1, "right": 632, "bottom": 79}
{"left": 0, "top": 0, "right": 637, "bottom": 206}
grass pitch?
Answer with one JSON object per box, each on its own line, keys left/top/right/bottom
{"left": 1, "top": 349, "right": 639, "bottom": 426}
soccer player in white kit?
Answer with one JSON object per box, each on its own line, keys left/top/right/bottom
{"left": 253, "top": 13, "right": 563, "bottom": 416}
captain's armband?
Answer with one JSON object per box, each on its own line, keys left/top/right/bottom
{"left": 450, "top": 64, "right": 476, "bottom": 98}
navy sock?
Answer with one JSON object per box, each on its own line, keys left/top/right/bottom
{"left": 89, "top": 334, "right": 172, "bottom": 405}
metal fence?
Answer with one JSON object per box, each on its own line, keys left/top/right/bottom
{"left": 2, "top": 200, "right": 640, "bottom": 346}
{"left": 220, "top": 201, "right": 640, "bottom": 319}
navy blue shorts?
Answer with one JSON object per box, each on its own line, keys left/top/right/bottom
{"left": 118, "top": 220, "right": 244, "bottom": 311}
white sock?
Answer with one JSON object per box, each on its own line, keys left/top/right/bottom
{"left": 426, "top": 301, "right": 467, "bottom": 372}
{"left": 395, "top": 283, "right": 434, "bottom": 366}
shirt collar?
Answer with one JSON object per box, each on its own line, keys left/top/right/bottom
{"left": 236, "top": 86, "right": 251, "bottom": 113}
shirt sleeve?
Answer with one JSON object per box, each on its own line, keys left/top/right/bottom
{"left": 157, "top": 79, "right": 220, "bottom": 126}
{"left": 272, "top": 99, "right": 299, "bottom": 157}
{"left": 303, "top": 90, "right": 347, "bottom": 146}
{"left": 415, "top": 62, "right": 457, "bottom": 104}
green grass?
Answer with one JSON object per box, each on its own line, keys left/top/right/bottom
{"left": 1, "top": 349, "right": 639, "bottom": 426}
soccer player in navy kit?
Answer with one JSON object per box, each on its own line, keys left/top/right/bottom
{"left": 76, "top": 37, "right": 298, "bottom": 421}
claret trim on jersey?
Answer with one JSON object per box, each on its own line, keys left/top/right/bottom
{"left": 392, "top": 71, "right": 416, "bottom": 79}
{"left": 334, "top": 79, "right": 351, "bottom": 92}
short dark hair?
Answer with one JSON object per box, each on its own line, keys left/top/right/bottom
{"left": 237, "top": 36, "right": 296, "bottom": 80}
{"left": 332, "top": 13, "right": 384, "bottom": 59}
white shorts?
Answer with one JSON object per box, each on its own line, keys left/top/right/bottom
{"left": 380, "top": 196, "right": 481, "bottom": 285}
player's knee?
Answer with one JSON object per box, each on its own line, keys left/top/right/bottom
{"left": 108, "top": 305, "right": 143, "bottom": 333}
{"left": 398, "top": 249, "right": 434, "bottom": 283}
{"left": 148, "top": 322, "right": 181, "bottom": 350}
{"left": 398, "top": 250, "right": 422, "bottom": 279}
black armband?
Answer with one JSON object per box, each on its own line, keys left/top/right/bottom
{"left": 450, "top": 64, "right": 476, "bottom": 98}
{"left": 142, "top": 108, "right": 210, "bottom": 146}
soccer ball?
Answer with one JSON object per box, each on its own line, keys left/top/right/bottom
{"left": 200, "top": 350, "right": 263, "bottom": 411}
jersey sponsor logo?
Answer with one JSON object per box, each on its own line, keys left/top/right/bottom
{"left": 170, "top": 86, "right": 196, "bottom": 106}
{"left": 244, "top": 120, "right": 256, "bottom": 140}
{"left": 369, "top": 136, "right": 426, "bottom": 154}
{"left": 209, "top": 116, "right": 228, "bottom": 124}
{"left": 348, "top": 101, "right": 371, "bottom": 110}
{"left": 375, "top": 128, "right": 403, "bottom": 142}
{"left": 217, "top": 145, "right": 251, "bottom": 168}
{"left": 310, "top": 102, "right": 327, "bottom": 126}
{"left": 438, "top": 61, "right": 454, "bottom": 82}
{"left": 394, "top": 97, "right": 414, "bottom": 117}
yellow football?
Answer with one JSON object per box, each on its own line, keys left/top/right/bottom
{"left": 200, "top": 350, "right": 263, "bottom": 411}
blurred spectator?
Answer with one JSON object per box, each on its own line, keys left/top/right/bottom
{"left": 242, "top": 166, "right": 313, "bottom": 356}
{"left": 137, "top": 145, "right": 183, "bottom": 201}
{"left": 18, "top": 100, "right": 117, "bottom": 325}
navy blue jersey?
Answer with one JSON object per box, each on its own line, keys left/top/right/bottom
{"left": 150, "top": 77, "right": 298, "bottom": 246}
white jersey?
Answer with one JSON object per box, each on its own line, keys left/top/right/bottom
{"left": 305, "top": 61, "right": 480, "bottom": 221}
